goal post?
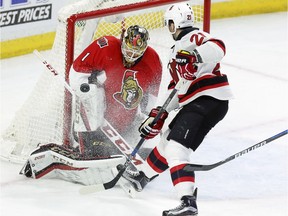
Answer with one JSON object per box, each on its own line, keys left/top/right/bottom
{"left": 1, "top": 0, "right": 211, "bottom": 163}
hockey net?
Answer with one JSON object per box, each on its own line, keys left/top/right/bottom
{"left": 1, "top": 0, "right": 211, "bottom": 163}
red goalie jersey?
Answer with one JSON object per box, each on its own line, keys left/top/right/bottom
{"left": 72, "top": 36, "right": 162, "bottom": 133}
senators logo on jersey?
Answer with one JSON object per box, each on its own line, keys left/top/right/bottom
{"left": 113, "top": 70, "right": 143, "bottom": 110}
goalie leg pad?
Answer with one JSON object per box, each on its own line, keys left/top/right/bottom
{"left": 21, "top": 143, "right": 125, "bottom": 185}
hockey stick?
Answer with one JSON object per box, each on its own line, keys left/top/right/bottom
{"left": 184, "top": 129, "right": 288, "bottom": 172}
{"left": 33, "top": 50, "right": 75, "bottom": 95}
{"left": 89, "top": 78, "right": 187, "bottom": 192}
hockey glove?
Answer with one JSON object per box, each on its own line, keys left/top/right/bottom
{"left": 176, "top": 50, "right": 198, "bottom": 81}
{"left": 139, "top": 107, "right": 168, "bottom": 139}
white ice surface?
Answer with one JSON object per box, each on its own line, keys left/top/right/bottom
{"left": 1, "top": 12, "right": 288, "bottom": 216}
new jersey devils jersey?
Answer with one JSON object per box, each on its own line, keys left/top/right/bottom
{"left": 168, "top": 28, "right": 233, "bottom": 106}
{"left": 73, "top": 36, "right": 162, "bottom": 133}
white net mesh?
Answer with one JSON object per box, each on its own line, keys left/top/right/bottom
{"left": 1, "top": 0, "right": 208, "bottom": 163}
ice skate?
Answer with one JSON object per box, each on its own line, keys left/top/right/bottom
{"left": 162, "top": 189, "right": 198, "bottom": 216}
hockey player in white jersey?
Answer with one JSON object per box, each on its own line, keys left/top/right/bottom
{"left": 122, "top": 3, "right": 234, "bottom": 216}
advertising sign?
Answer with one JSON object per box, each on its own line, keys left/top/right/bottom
{"left": 0, "top": 0, "right": 76, "bottom": 41}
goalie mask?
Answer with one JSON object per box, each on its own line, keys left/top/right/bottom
{"left": 121, "top": 25, "right": 149, "bottom": 65}
{"left": 164, "top": 3, "right": 194, "bottom": 34}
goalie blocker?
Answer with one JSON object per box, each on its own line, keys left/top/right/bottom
{"left": 20, "top": 143, "right": 126, "bottom": 186}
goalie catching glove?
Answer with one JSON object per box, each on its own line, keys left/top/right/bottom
{"left": 176, "top": 50, "right": 198, "bottom": 81}
{"left": 139, "top": 107, "right": 168, "bottom": 139}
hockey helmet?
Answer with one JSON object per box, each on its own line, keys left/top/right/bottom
{"left": 121, "top": 25, "right": 149, "bottom": 63}
{"left": 164, "top": 3, "right": 194, "bottom": 34}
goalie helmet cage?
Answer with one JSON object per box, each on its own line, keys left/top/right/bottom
{"left": 1, "top": 0, "right": 211, "bottom": 163}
